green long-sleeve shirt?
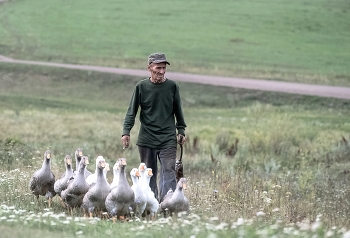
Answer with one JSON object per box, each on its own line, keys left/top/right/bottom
{"left": 123, "top": 78, "right": 186, "bottom": 149}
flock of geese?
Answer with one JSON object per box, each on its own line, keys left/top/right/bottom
{"left": 29, "top": 148, "right": 189, "bottom": 221}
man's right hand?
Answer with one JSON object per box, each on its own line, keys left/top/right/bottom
{"left": 121, "top": 135, "right": 130, "bottom": 149}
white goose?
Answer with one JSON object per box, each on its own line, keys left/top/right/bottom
{"left": 138, "top": 162, "right": 147, "bottom": 188}
{"left": 160, "top": 178, "right": 189, "bottom": 217}
{"left": 130, "top": 168, "right": 147, "bottom": 217}
{"left": 143, "top": 168, "right": 160, "bottom": 219}
{"left": 109, "top": 160, "right": 120, "bottom": 189}
{"left": 86, "top": 156, "right": 105, "bottom": 186}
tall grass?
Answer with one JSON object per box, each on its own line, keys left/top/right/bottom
{"left": 1, "top": 0, "right": 350, "bottom": 85}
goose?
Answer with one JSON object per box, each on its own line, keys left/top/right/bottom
{"left": 138, "top": 162, "right": 147, "bottom": 187}
{"left": 105, "top": 158, "right": 134, "bottom": 221}
{"left": 85, "top": 156, "right": 105, "bottom": 186}
{"left": 29, "top": 150, "right": 56, "bottom": 207}
{"left": 160, "top": 177, "right": 189, "bottom": 217}
{"left": 130, "top": 168, "right": 147, "bottom": 217}
{"left": 61, "top": 156, "right": 90, "bottom": 211}
{"left": 82, "top": 158, "right": 111, "bottom": 218}
{"left": 109, "top": 160, "right": 120, "bottom": 189}
{"left": 89, "top": 162, "right": 110, "bottom": 187}
{"left": 54, "top": 155, "right": 74, "bottom": 198}
{"left": 74, "top": 148, "right": 83, "bottom": 174}
{"left": 74, "top": 148, "right": 92, "bottom": 178}
{"left": 143, "top": 168, "right": 160, "bottom": 219}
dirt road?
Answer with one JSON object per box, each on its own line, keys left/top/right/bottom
{"left": 1, "top": 55, "right": 350, "bottom": 100}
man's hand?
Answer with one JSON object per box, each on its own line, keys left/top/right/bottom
{"left": 121, "top": 135, "right": 130, "bottom": 149}
{"left": 177, "top": 134, "right": 186, "bottom": 145}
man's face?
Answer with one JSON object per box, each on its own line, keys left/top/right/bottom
{"left": 148, "top": 62, "right": 167, "bottom": 82}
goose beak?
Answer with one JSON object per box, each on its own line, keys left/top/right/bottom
{"left": 85, "top": 158, "right": 90, "bottom": 165}
{"left": 148, "top": 169, "right": 153, "bottom": 176}
{"left": 67, "top": 158, "right": 72, "bottom": 165}
{"left": 182, "top": 183, "right": 187, "bottom": 190}
{"left": 101, "top": 160, "right": 106, "bottom": 168}
{"left": 78, "top": 151, "right": 83, "bottom": 156}
{"left": 47, "top": 153, "right": 51, "bottom": 159}
{"left": 121, "top": 159, "right": 127, "bottom": 166}
{"left": 140, "top": 164, "right": 145, "bottom": 171}
{"left": 136, "top": 170, "right": 141, "bottom": 177}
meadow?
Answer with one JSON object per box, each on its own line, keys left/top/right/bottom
{"left": 0, "top": 63, "right": 350, "bottom": 237}
{"left": 0, "top": 0, "right": 350, "bottom": 86}
{"left": 1, "top": 0, "right": 350, "bottom": 237}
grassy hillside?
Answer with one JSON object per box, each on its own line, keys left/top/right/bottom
{"left": 1, "top": 0, "right": 350, "bottom": 85}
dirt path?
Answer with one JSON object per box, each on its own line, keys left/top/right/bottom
{"left": 1, "top": 55, "right": 350, "bottom": 100}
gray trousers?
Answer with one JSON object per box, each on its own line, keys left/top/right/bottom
{"left": 138, "top": 145, "right": 177, "bottom": 202}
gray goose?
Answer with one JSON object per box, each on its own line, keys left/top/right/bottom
{"left": 74, "top": 148, "right": 92, "bottom": 178}
{"left": 61, "top": 156, "right": 90, "bottom": 211}
{"left": 105, "top": 158, "right": 134, "bottom": 221}
{"left": 29, "top": 150, "right": 56, "bottom": 207}
{"left": 160, "top": 178, "right": 189, "bottom": 217}
{"left": 54, "top": 155, "right": 74, "bottom": 198}
{"left": 82, "top": 158, "right": 111, "bottom": 218}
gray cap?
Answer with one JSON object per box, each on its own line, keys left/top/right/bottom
{"left": 148, "top": 52, "right": 170, "bottom": 65}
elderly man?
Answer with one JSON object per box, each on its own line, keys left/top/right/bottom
{"left": 121, "top": 52, "right": 187, "bottom": 202}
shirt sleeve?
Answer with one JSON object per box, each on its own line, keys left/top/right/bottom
{"left": 122, "top": 85, "right": 140, "bottom": 136}
{"left": 173, "top": 83, "right": 187, "bottom": 135}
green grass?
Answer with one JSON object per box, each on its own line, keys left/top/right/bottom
{"left": 0, "top": 64, "right": 350, "bottom": 237}
{"left": 1, "top": 0, "right": 350, "bottom": 86}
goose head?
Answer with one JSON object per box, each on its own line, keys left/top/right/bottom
{"left": 112, "top": 161, "right": 120, "bottom": 175}
{"left": 95, "top": 156, "right": 105, "bottom": 170}
{"left": 118, "top": 158, "right": 127, "bottom": 170}
{"left": 75, "top": 148, "right": 83, "bottom": 168}
{"left": 104, "top": 162, "right": 110, "bottom": 179}
{"left": 138, "top": 162, "right": 146, "bottom": 173}
{"left": 79, "top": 156, "right": 88, "bottom": 171}
{"left": 41, "top": 150, "right": 52, "bottom": 167}
{"left": 105, "top": 162, "right": 110, "bottom": 172}
{"left": 177, "top": 178, "right": 187, "bottom": 191}
{"left": 44, "top": 150, "right": 51, "bottom": 160}
{"left": 97, "top": 158, "right": 106, "bottom": 171}
{"left": 65, "top": 155, "right": 73, "bottom": 169}
{"left": 145, "top": 168, "right": 153, "bottom": 178}
{"left": 130, "top": 168, "right": 140, "bottom": 178}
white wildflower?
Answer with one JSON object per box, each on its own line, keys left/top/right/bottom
{"left": 325, "top": 230, "right": 334, "bottom": 237}
{"left": 272, "top": 208, "right": 280, "bottom": 212}
{"left": 236, "top": 217, "right": 244, "bottom": 226}
{"left": 343, "top": 230, "right": 350, "bottom": 238}
{"left": 256, "top": 211, "right": 265, "bottom": 217}
{"left": 215, "top": 222, "right": 228, "bottom": 230}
